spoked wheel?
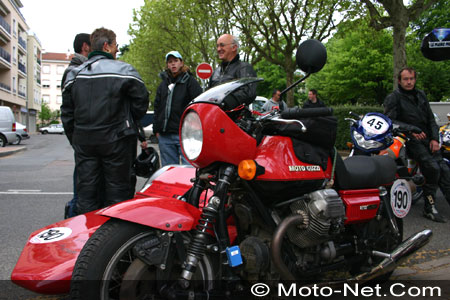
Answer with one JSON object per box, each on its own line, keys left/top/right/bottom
{"left": 71, "top": 219, "right": 217, "bottom": 300}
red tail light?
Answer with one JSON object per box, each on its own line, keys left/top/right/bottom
{"left": 24, "top": 128, "right": 27, "bottom": 132}
{"left": 12, "top": 122, "right": 16, "bottom": 132}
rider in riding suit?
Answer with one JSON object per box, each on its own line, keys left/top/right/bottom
{"left": 209, "top": 34, "right": 257, "bottom": 110}
{"left": 384, "top": 67, "right": 450, "bottom": 223}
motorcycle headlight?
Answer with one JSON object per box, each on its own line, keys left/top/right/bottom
{"left": 352, "top": 131, "right": 384, "bottom": 150}
{"left": 181, "top": 111, "right": 203, "bottom": 161}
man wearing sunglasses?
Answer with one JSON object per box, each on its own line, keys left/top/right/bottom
{"left": 209, "top": 34, "right": 257, "bottom": 110}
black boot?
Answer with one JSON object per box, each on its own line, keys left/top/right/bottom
{"left": 423, "top": 195, "right": 447, "bottom": 223}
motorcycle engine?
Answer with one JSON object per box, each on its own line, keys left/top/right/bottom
{"left": 287, "top": 189, "right": 345, "bottom": 248}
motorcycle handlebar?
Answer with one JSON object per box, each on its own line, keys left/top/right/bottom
{"left": 280, "top": 107, "right": 333, "bottom": 119}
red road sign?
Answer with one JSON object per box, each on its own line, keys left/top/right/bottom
{"left": 196, "top": 63, "right": 213, "bottom": 80}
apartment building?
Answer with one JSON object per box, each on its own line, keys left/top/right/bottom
{"left": 26, "top": 32, "right": 41, "bottom": 132}
{"left": 41, "top": 52, "right": 71, "bottom": 112}
{"left": 0, "top": 0, "right": 42, "bottom": 132}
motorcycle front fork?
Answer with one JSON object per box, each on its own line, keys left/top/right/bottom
{"left": 179, "top": 165, "right": 236, "bottom": 288}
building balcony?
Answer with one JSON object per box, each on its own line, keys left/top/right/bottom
{"left": 0, "top": 15, "right": 11, "bottom": 38}
{"left": 18, "top": 36, "right": 27, "bottom": 53}
{"left": 18, "top": 62, "right": 26, "bottom": 77}
{"left": 18, "top": 90, "right": 26, "bottom": 98}
{"left": 0, "top": 81, "right": 11, "bottom": 92}
{"left": 0, "top": 46, "right": 11, "bottom": 69}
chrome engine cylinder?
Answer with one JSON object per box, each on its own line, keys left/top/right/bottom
{"left": 287, "top": 189, "right": 345, "bottom": 248}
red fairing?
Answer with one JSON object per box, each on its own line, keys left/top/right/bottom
{"left": 11, "top": 212, "right": 110, "bottom": 294}
{"left": 99, "top": 197, "right": 201, "bottom": 231}
{"left": 339, "top": 189, "right": 380, "bottom": 224}
{"left": 136, "top": 165, "right": 196, "bottom": 198}
{"left": 182, "top": 104, "right": 257, "bottom": 168}
{"left": 255, "top": 136, "right": 332, "bottom": 180}
{"left": 11, "top": 166, "right": 199, "bottom": 294}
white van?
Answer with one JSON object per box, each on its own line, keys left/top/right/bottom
{"left": 0, "top": 106, "right": 18, "bottom": 147}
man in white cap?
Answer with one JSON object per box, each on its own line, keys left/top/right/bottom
{"left": 153, "top": 51, "right": 203, "bottom": 166}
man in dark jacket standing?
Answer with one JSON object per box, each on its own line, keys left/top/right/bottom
{"left": 61, "top": 27, "right": 149, "bottom": 215}
{"left": 209, "top": 34, "right": 257, "bottom": 110}
{"left": 303, "top": 89, "right": 326, "bottom": 108}
{"left": 61, "top": 33, "right": 91, "bottom": 87}
{"left": 153, "top": 51, "right": 202, "bottom": 166}
{"left": 61, "top": 33, "right": 91, "bottom": 219}
{"left": 384, "top": 67, "right": 450, "bottom": 223}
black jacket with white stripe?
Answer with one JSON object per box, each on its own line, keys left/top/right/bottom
{"left": 61, "top": 52, "right": 149, "bottom": 145}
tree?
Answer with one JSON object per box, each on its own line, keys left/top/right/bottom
{"left": 222, "top": 0, "right": 354, "bottom": 106}
{"left": 307, "top": 19, "right": 393, "bottom": 105}
{"left": 359, "top": 0, "right": 439, "bottom": 87}
{"left": 122, "top": 0, "right": 229, "bottom": 102}
{"left": 39, "top": 103, "right": 60, "bottom": 126}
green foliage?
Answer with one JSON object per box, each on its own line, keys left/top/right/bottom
{"left": 411, "top": 1, "right": 450, "bottom": 39}
{"left": 332, "top": 105, "right": 384, "bottom": 150}
{"left": 406, "top": 36, "right": 450, "bottom": 102}
{"left": 254, "top": 58, "right": 286, "bottom": 98}
{"left": 307, "top": 20, "right": 393, "bottom": 106}
{"left": 122, "top": 0, "right": 225, "bottom": 105}
{"left": 39, "top": 103, "right": 60, "bottom": 126}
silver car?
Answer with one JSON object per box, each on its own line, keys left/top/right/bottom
{"left": 0, "top": 106, "right": 18, "bottom": 147}
{"left": 10, "top": 122, "right": 30, "bottom": 145}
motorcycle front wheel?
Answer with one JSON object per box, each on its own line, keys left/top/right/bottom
{"left": 70, "top": 219, "right": 217, "bottom": 300}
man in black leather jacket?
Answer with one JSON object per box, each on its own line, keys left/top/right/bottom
{"left": 61, "top": 27, "right": 149, "bottom": 215}
{"left": 209, "top": 34, "right": 257, "bottom": 110}
{"left": 384, "top": 67, "right": 450, "bottom": 223}
{"left": 61, "top": 33, "right": 91, "bottom": 219}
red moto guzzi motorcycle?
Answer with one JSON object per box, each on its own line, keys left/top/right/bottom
{"left": 11, "top": 40, "right": 432, "bottom": 299}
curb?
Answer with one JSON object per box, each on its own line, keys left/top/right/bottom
{"left": 0, "top": 146, "right": 26, "bottom": 157}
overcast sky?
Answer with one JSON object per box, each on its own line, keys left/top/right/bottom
{"left": 20, "top": 0, "right": 145, "bottom": 53}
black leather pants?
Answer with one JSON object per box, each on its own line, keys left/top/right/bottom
{"left": 73, "top": 136, "right": 136, "bottom": 215}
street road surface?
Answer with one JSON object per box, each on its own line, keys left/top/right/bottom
{"left": 0, "top": 134, "right": 449, "bottom": 299}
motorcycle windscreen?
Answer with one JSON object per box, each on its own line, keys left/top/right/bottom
{"left": 191, "top": 78, "right": 262, "bottom": 105}
{"left": 11, "top": 211, "right": 110, "bottom": 294}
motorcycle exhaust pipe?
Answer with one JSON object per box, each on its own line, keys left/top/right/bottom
{"left": 271, "top": 214, "right": 432, "bottom": 282}
{"left": 271, "top": 215, "right": 304, "bottom": 281}
{"left": 351, "top": 229, "right": 432, "bottom": 282}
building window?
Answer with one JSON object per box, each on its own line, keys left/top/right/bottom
{"left": 42, "top": 80, "right": 50, "bottom": 88}
{"left": 57, "top": 65, "right": 65, "bottom": 75}
{"left": 12, "top": 77, "right": 16, "bottom": 93}
{"left": 42, "top": 95, "right": 50, "bottom": 103}
{"left": 43, "top": 65, "right": 50, "bottom": 74}
{"left": 12, "top": 47, "right": 16, "bottom": 64}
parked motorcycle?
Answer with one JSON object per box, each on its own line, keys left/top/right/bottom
{"left": 440, "top": 113, "right": 450, "bottom": 161}
{"left": 11, "top": 40, "right": 432, "bottom": 299}
{"left": 347, "top": 112, "right": 425, "bottom": 204}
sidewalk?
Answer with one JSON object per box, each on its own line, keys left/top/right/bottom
{"left": 0, "top": 145, "right": 26, "bottom": 157}
{"left": 393, "top": 254, "right": 450, "bottom": 280}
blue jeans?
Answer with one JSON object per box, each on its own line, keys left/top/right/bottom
{"left": 158, "top": 133, "right": 189, "bottom": 166}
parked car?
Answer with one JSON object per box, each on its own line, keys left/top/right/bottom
{"left": 0, "top": 106, "right": 18, "bottom": 147}
{"left": 249, "top": 96, "right": 269, "bottom": 112}
{"left": 10, "top": 122, "right": 30, "bottom": 145}
{"left": 39, "top": 124, "right": 65, "bottom": 134}
{"left": 140, "top": 111, "right": 158, "bottom": 143}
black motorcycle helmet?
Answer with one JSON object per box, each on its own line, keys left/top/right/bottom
{"left": 134, "top": 147, "right": 160, "bottom": 178}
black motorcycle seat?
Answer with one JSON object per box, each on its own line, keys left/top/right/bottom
{"left": 335, "top": 155, "right": 397, "bottom": 190}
